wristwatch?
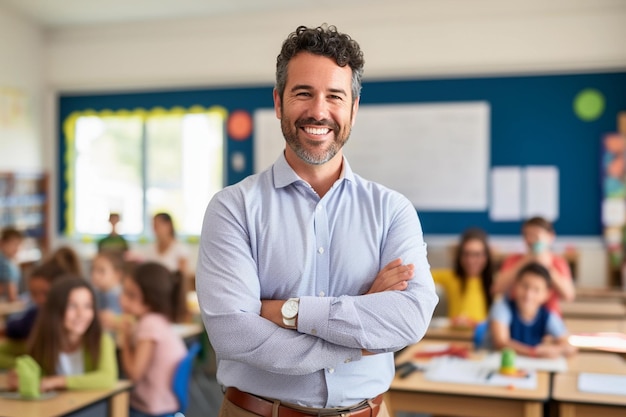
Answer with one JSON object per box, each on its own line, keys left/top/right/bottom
{"left": 281, "top": 298, "right": 300, "bottom": 329}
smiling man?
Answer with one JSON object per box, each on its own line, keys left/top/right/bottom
{"left": 196, "top": 24, "right": 438, "bottom": 417}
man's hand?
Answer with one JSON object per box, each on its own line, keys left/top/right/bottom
{"left": 366, "top": 258, "right": 414, "bottom": 295}
{"left": 260, "top": 300, "right": 288, "bottom": 328}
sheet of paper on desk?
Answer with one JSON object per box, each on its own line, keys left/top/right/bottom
{"left": 424, "top": 357, "right": 538, "bottom": 389}
{"left": 483, "top": 352, "right": 568, "bottom": 372}
{"left": 578, "top": 373, "right": 626, "bottom": 396}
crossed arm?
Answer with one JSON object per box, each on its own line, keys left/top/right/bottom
{"left": 260, "top": 258, "right": 415, "bottom": 355}
{"left": 197, "top": 192, "right": 438, "bottom": 375}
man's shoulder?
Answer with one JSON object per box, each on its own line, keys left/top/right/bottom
{"left": 214, "top": 169, "right": 271, "bottom": 199}
{"left": 351, "top": 172, "right": 412, "bottom": 204}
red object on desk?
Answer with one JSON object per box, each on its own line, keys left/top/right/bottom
{"left": 413, "top": 344, "right": 470, "bottom": 359}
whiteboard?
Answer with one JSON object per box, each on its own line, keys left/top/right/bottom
{"left": 253, "top": 101, "right": 490, "bottom": 211}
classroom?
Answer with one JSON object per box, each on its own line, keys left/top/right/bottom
{"left": 1, "top": 0, "right": 626, "bottom": 416}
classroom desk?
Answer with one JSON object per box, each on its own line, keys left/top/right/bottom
{"left": 575, "top": 287, "right": 626, "bottom": 303}
{"left": 561, "top": 301, "right": 626, "bottom": 320}
{"left": 424, "top": 317, "right": 474, "bottom": 342}
{"left": 566, "top": 351, "right": 626, "bottom": 373}
{"left": 386, "top": 342, "right": 550, "bottom": 417}
{"left": 564, "top": 318, "right": 626, "bottom": 333}
{"left": 0, "top": 376, "right": 132, "bottom": 417}
{"left": 552, "top": 374, "right": 626, "bottom": 417}
{"left": 172, "top": 322, "right": 204, "bottom": 340}
{"left": 553, "top": 352, "right": 626, "bottom": 417}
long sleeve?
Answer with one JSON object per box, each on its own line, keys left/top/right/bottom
{"left": 65, "top": 333, "right": 118, "bottom": 389}
{"left": 196, "top": 155, "right": 438, "bottom": 405}
{"left": 197, "top": 186, "right": 360, "bottom": 376}
{"left": 297, "top": 197, "right": 438, "bottom": 352}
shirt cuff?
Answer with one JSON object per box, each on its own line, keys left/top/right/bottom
{"left": 297, "top": 296, "right": 332, "bottom": 340}
{"left": 298, "top": 295, "right": 362, "bottom": 365}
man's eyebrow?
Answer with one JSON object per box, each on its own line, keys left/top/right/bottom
{"left": 290, "top": 85, "right": 348, "bottom": 96}
{"left": 290, "top": 84, "right": 313, "bottom": 92}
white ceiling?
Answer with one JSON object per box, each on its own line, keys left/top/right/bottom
{"left": 3, "top": 0, "right": 367, "bottom": 28}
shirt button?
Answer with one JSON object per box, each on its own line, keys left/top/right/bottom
{"left": 311, "top": 329, "right": 317, "bottom": 335}
{"left": 318, "top": 291, "right": 325, "bottom": 297}
{"left": 317, "top": 204, "right": 323, "bottom": 211}
{"left": 328, "top": 368, "right": 335, "bottom": 374}
{"left": 344, "top": 358, "right": 352, "bottom": 364}
{"left": 318, "top": 247, "right": 324, "bottom": 254}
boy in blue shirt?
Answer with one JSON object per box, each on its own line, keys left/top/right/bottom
{"left": 0, "top": 227, "right": 24, "bottom": 302}
{"left": 489, "top": 262, "right": 576, "bottom": 358}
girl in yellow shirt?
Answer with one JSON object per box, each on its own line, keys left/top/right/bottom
{"left": 432, "top": 228, "right": 494, "bottom": 326}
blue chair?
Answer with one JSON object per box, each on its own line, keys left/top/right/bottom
{"left": 473, "top": 320, "right": 488, "bottom": 349}
{"left": 172, "top": 341, "right": 202, "bottom": 415}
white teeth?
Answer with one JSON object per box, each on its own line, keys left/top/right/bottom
{"left": 303, "top": 126, "right": 330, "bottom": 135}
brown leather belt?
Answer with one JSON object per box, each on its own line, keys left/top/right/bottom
{"left": 224, "top": 387, "right": 383, "bottom": 417}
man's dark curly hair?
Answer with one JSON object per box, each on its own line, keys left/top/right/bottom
{"left": 276, "top": 24, "right": 365, "bottom": 104}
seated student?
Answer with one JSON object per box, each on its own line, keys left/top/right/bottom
{"left": 5, "top": 244, "right": 82, "bottom": 340}
{"left": 0, "top": 260, "right": 69, "bottom": 369}
{"left": 118, "top": 262, "right": 187, "bottom": 417}
{"left": 90, "top": 250, "right": 125, "bottom": 330}
{"left": 0, "top": 227, "right": 24, "bottom": 302}
{"left": 7, "top": 276, "right": 117, "bottom": 391}
{"left": 489, "top": 262, "right": 576, "bottom": 358}
{"left": 98, "top": 212, "right": 129, "bottom": 255}
{"left": 431, "top": 228, "right": 493, "bottom": 326}
{"left": 492, "top": 216, "right": 575, "bottom": 315}
{"left": 49, "top": 245, "right": 83, "bottom": 276}
{"left": 143, "top": 212, "right": 190, "bottom": 277}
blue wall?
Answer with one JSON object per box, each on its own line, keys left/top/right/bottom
{"left": 59, "top": 71, "right": 626, "bottom": 236}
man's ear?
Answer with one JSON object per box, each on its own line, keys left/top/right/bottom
{"left": 351, "top": 96, "right": 360, "bottom": 127}
{"left": 273, "top": 88, "right": 282, "bottom": 119}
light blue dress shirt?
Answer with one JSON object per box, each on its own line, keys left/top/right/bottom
{"left": 196, "top": 153, "right": 438, "bottom": 408}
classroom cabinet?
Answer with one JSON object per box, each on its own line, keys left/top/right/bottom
{"left": 0, "top": 172, "right": 49, "bottom": 260}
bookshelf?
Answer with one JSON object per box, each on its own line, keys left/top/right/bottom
{"left": 0, "top": 172, "right": 49, "bottom": 262}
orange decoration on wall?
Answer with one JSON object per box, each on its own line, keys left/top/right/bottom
{"left": 227, "top": 110, "right": 253, "bottom": 141}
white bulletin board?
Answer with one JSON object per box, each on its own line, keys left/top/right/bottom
{"left": 254, "top": 101, "right": 490, "bottom": 211}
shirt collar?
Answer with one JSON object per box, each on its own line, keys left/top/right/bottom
{"left": 272, "top": 151, "right": 356, "bottom": 189}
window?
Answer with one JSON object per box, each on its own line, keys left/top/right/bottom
{"left": 63, "top": 107, "right": 226, "bottom": 238}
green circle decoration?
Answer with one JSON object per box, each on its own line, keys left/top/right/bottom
{"left": 573, "top": 88, "right": 605, "bottom": 121}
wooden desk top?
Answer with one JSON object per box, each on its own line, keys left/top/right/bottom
{"left": 564, "top": 318, "right": 626, "bottom": 333}
{"left": 424, "top": 318, "right": 474, "bottom": 342}
{"left": 575, "top": 287, "right": 626, "bottom": 302}
{"left": 566, "top": 352, "right": 626, "bottom": 374}
{"left": 172, "top": 322, "right": 204, "bottom": 340}
{"left": 552, "top": 373, "right": 626, "bottom": 407}
{"left": 0, "top": 376, "right": 132, "bottom": 417}
{"left": 561, "top": 301, "right": 626, "bottom": 319}
{"left": 391, "top": 342, "right": 550, "bottom": 401}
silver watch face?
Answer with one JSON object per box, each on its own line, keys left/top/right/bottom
{"left": 282, "top": 300, "right": 298, "bottom": 319}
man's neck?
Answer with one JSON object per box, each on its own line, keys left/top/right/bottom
{"left": 285, "top": 152, "right": 343, "bottom": 198}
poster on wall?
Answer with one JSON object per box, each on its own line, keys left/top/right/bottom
{"left": 601, "top": 132, "right": 626, "bottom": 273}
